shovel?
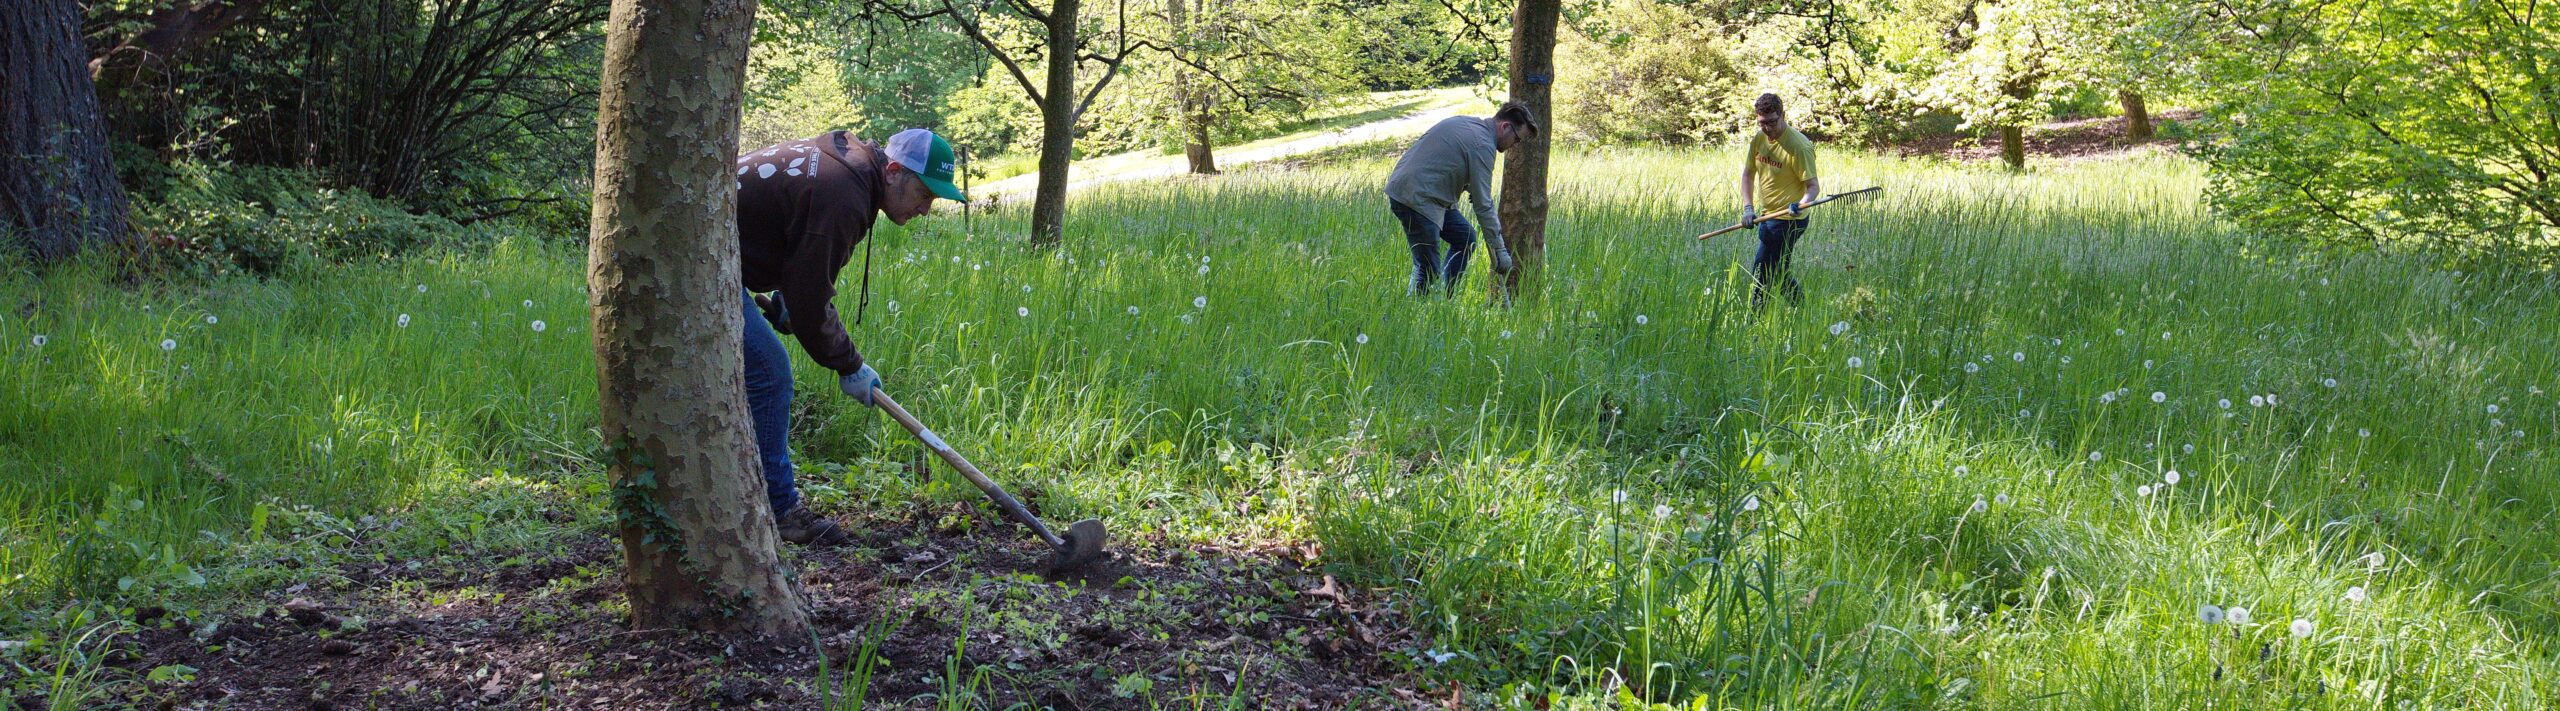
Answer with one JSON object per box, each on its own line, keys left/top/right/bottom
{"left": 1696, "top": 186, "right": 1884, "bottom": 240}
{"left": 870, "top": 388, "right": 1110, "bottom": 573}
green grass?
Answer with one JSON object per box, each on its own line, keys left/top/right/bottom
{"left": 6, "top": 145, "right": 2558, "bottom": 707}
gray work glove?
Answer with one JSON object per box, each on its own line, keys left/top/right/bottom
{"left": 1485, "top": 231, "right": 1517, "bottom": 274}
{"left": 839, "top": 364, "right": 882, "bottom": 407}
{"left": 1742, "top": 206, "right": 1759, "bottom": 224}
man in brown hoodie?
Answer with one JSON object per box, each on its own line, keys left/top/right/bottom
{"left": 734, "top": 127, "right": 965, "bottom": 544}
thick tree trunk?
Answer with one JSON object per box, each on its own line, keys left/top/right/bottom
{"left": 2119, "top": 89, "right": 2153, "bottom": 141}
{"left": 1493, "top": 0, "right": 1559, "bottom": 304}
{"left": 1028, "top": 0, "right": 1082, "bottom": 247}
{"left": 1999, "top": 125, "right": 2026, "bottom": 170}
{"left": 3, "top": 0, "right": 134, "bottom": 264}
{"left": 587, "top": 0, "right": 808, "bottom": 640}
{"left": 1168, "top": 0, "right": 1216, "bottom": 175}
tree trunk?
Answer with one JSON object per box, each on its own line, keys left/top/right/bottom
{"left": 3, "top": 0, "right": 134, "bottom": 264}
{"left": 1027, "top": 0, "right": 1082, "bottom": 247}
{"left": 1168, "top": 0, "right": 1216, "bottom": 175}
{"left": 1493, "top": 0, "right": 1559, "bottom": 305}
{"left": 587, "top": 0, "right": 808, "bottom": 640}
{"left": 2119, "top": 89, "right": 2152, "bottom": 141}
{"left": 1999, "top": 124, "right": 2026, "bottom": 170}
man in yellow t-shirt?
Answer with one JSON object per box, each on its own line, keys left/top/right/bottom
{"left": 1738, "top": 93, "right": 1821, "bottom": 307}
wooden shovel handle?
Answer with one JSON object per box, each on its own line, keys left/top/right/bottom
{"left": 870, "top": 388, "right": 1064, "bottom": 547}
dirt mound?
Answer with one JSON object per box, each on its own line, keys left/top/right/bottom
{"left": 104, "top": 507, "right": 1422, "bottom": 709}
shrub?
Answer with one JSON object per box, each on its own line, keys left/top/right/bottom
{"left": 130, "top": 161, "right": 479, "bottom": 278}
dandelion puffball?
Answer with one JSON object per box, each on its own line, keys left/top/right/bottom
{"left": 416, "top": 284, "right": 427, "bottom": 293}
{"left": 397, "top": 314, "right": 411, "bottom": 328}
{"left": 2227, "top": 607, "right": 2252, "bottom": 625}
{"left": 2345, "top": 586, "right": 2367, "bottom": 603}
{"left": 2199, "top": 604, "right": 2226, "bottom": 624}
{"left": 1193, "top": 295, "right": 1208, "bottom": 309}
{"left": 523, "top": 299, "right": 534, "bottom": 308}
{"left": 2289, "top": 619, "right": 2315, "bottom": 638}
{"left": 2013, "top": 352, "right": 2025, "bottom": 362}
{"left": 2137, "top": 485, "right": 2152, "bottom": 497}
{"left": 1500, "top": 330, "right": 1513, "bottom": 339}
{"left": 2152, "top": 392, "right": 2167, "bottom": 403}
{"left": 205, "top": 315, "right": 218, "bottom": 325}
{"left": 2163, "top": 470, "right": 2181, "bottom": 485}
{"left": 1636, "top": 314, "right": 1649, "bottom": 326}
{"left": 1017, "top": 307, "right": 1030, "bottom": 317}
{"left": 1611, "top": 490, "right": 1629, "bottom": 504}
{"left": 2219, "top": 398, "right": 2233, "bottom": 409}
{"left": 1965, "top": 362, "right": 1980, "bottom": 373}
{"left": 31, "top": 335, "right": 47, "bottom": 347}
{"left": 2324, "top": 378, "right": 2338, "bottom": 388}
{"left": 530, "top": 320, "right": 547, "bottom": 333}
{"left": 159, "top": 338, "right": 176, "bottom": 352}
{"left": 1848, "top": 356, "right": 1864, "bottom": 368}
{"left": 1126, "top": 306, "right": 1140, "bottom": 316}
{"left": 1829, "top": 321, "right": 1849, "bottom": 336}
{"left": 2090, "top": 451, "right": 2104, "bottom": 462}
{"left": 2250, "top": 395, "right": 2267, "bottom": 407}
{"left": 1355, "top": 333, "right": 1369, "bottom": 345}
{"left": 1652, "top": 504, "right": 1673, "bottom": 520}
{"left": 2487, "top": 404, "right": 2501, "bottom": 414}
{"left": 1995, "top": 492, "right": 2012, "bottom": 506}
{"left": 1741, "top": 495, "right": 1761, "bottom": 512}
{"left": 1969, "top": 498, "right": 1988, "bottom": 514}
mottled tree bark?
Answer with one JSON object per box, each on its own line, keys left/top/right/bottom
{"left": 2119, "top": 89, "right": 2153, "bottom": 141}
{"left": 587, "top": 0, "right": 808, "bottom": 640}
{"left": 1999, "top": 125, "right": 2026, "bottom": 170}
{"left": 3, "top": 0, "right": 133, "bottom": 263}
{"left": 1493, "top": 0, "right": 1558, "bottom": 304}
{"left": 1028, "top": 0, "right": 1082, "bottom": 246}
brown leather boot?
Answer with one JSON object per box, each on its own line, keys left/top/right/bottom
{"left": 774, "top": 505, "right": 850, "bottom": 546}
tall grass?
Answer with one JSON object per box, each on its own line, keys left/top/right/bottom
{"left": 5, "top": 146, "right": 2556, "bottom": 706}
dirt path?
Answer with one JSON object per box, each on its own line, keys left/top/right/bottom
{"left": 89, "top": 504, "right": 1423, "bottom": 710}
{"left": 974, "top": 104, "right": 1470, "bottom": 203}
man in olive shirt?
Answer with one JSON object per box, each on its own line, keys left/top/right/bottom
{"left": 735, "top": 127, "right": 965, "bottom": 544}
{"left": 1385, "top": 101, "right": 1534, "bottom": 295}
{"left": 1739, "top": 93, "right": 1821, "bottom": 307}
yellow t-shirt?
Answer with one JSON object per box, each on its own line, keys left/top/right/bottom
{"left": 1746, "top": 127, "right": 1819, "bottom": 221}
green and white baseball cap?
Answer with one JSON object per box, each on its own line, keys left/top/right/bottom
{"left": 885, "top": 128, "right": 967, "bottom": 202}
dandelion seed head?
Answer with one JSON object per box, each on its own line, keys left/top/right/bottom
{"left": 1611, "top": 490, "right": 1629, "bottom": 504}
{"left": 1652, "top": 504, "right": 1673, "bottom": 520}
{"left": 2116, "top": 328, "right": 2127, "bottom": 336}
{"left": 1198, "top": 265, "right": 1211, "bottom": 276}
{"left": 1194, "top": 295, "right": 1208, "bottom": 309}
{"left": 416, "top": 284, "right": 427, "bottom": 293}
{"left": 2013, "top": 352, "right": 2025, "bottom": 362}
{"left": 2199, "top": 604, "right": 2226, "bottom": 624}
{"left": 2060, "top": 356, "right": 2072, "bottom": 365}
{"left": 1829, "top": 321, "right": 1849, "bottom": 336}
{"left": 522, "top": 300, "right": 534, "bottom": 308}
{"left": 205, "top": 315, "right": 218, "bottom": 325}
{"left": 2487, "top": 404, "right": 2501, "bottom": 415}
{"left": 2365, "top": 552, "right": 2387, "bottom": 569}
{"left": 1970, "top": 498, "right": 1988, "bottom": 514}
{"left": 2100, "top": 391, "right": 2117, "bottom": 404}
{"left": 2345, "top": 586, "right": 2367, "bottom": 603}
{"left": 2090, "top": 451, "right": 2104, "bottom": 462}
{"left": 1017, "top": 306, "right": 1030, "bottom": 317}
{"left": 397, "top": 314, "right": 411, "bottom": 328}
{"left": 1742, "top": 495, "right": 1761, "bottom": 512}
{"left": 2227, "top": 607, "right": 2252, "bottom": 625}
{"left": 1021, "top": 284, "right": 1033, "bottom": 294}
{"left": 1127, "top": 306, "right": 1140, "bottom": 316}
{"left": 2250, "top": 395, "right": 2267, "bottom": 408}
{"left": 2219, "top": 398, "right": 2233, "bottom": 409}
{"left": 530, "top": 320, "right": 547, "bottom": 333}
{"left": 1954, "top": 465, "right": 1970, "bottom": 476}
{"left": 2162, "top": 331, "right": 2172, "bottom": 340}
{"left": 1355, "top": 333, "right": 1369, "bottom": 345}
{"left": 2152, "top": 391, "right": 2167, "bottom": 403}
{"left": 1500, "top": 330, "right": 1514, "bottom": 339}
{"left": 2137, "top": 485, "right": 2153, "bottom": 497}
{"left": 1636, "top": 314, "right": 1649, "bottom": 326}
{"left": 2163, "top": 470, "right": 2181, "bottom": 485}
{"left": 2359, "top": 428, "right": 2371, "bottom": 438}
{"left": 2324, "top": 378, "right": 2338, "bottom": 388}
{"left": 1847, "top": 356, "right": 1864, "bottom": 368}
{"left": 2290, "top": 619, "right": 2315, "bottom": 638}
{"left": 1995, "top": 492, "right": 2013, "bottom": 506}
{"left": 31, "top": 335, "right": 47, "bottom": 347}
{"left": 159, "top": 338, "right": 176, "bottom": 351}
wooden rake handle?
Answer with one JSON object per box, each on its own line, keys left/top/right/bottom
{"left": 870, "top": 388, "right": 1065, "bottom": 547}
{"left": 1697, "top": 206, "right": 1800, "bottom": 240}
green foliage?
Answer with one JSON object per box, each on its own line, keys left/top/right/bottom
{"left": 127, "top": 161, "right": 489, "bottom": 278}
{"left": 2195, "top": 0, "right": 2560, "bottom": 265}
{"left": 1554, "top": 0, "right": 1753, "bottom": 144}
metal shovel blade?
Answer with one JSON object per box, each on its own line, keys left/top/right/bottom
{"left": 1047, "top": 518, "right": 1110, "bottom": 573}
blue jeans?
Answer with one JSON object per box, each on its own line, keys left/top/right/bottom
{"left": 741, "top": 289, "right": 798, "bottom": 515}
{"left": 1390, "top": 199, "right": 1475, "bottom": 295}
{"left": 1752, "top": 217, "right": 1809, "bottom": 307}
